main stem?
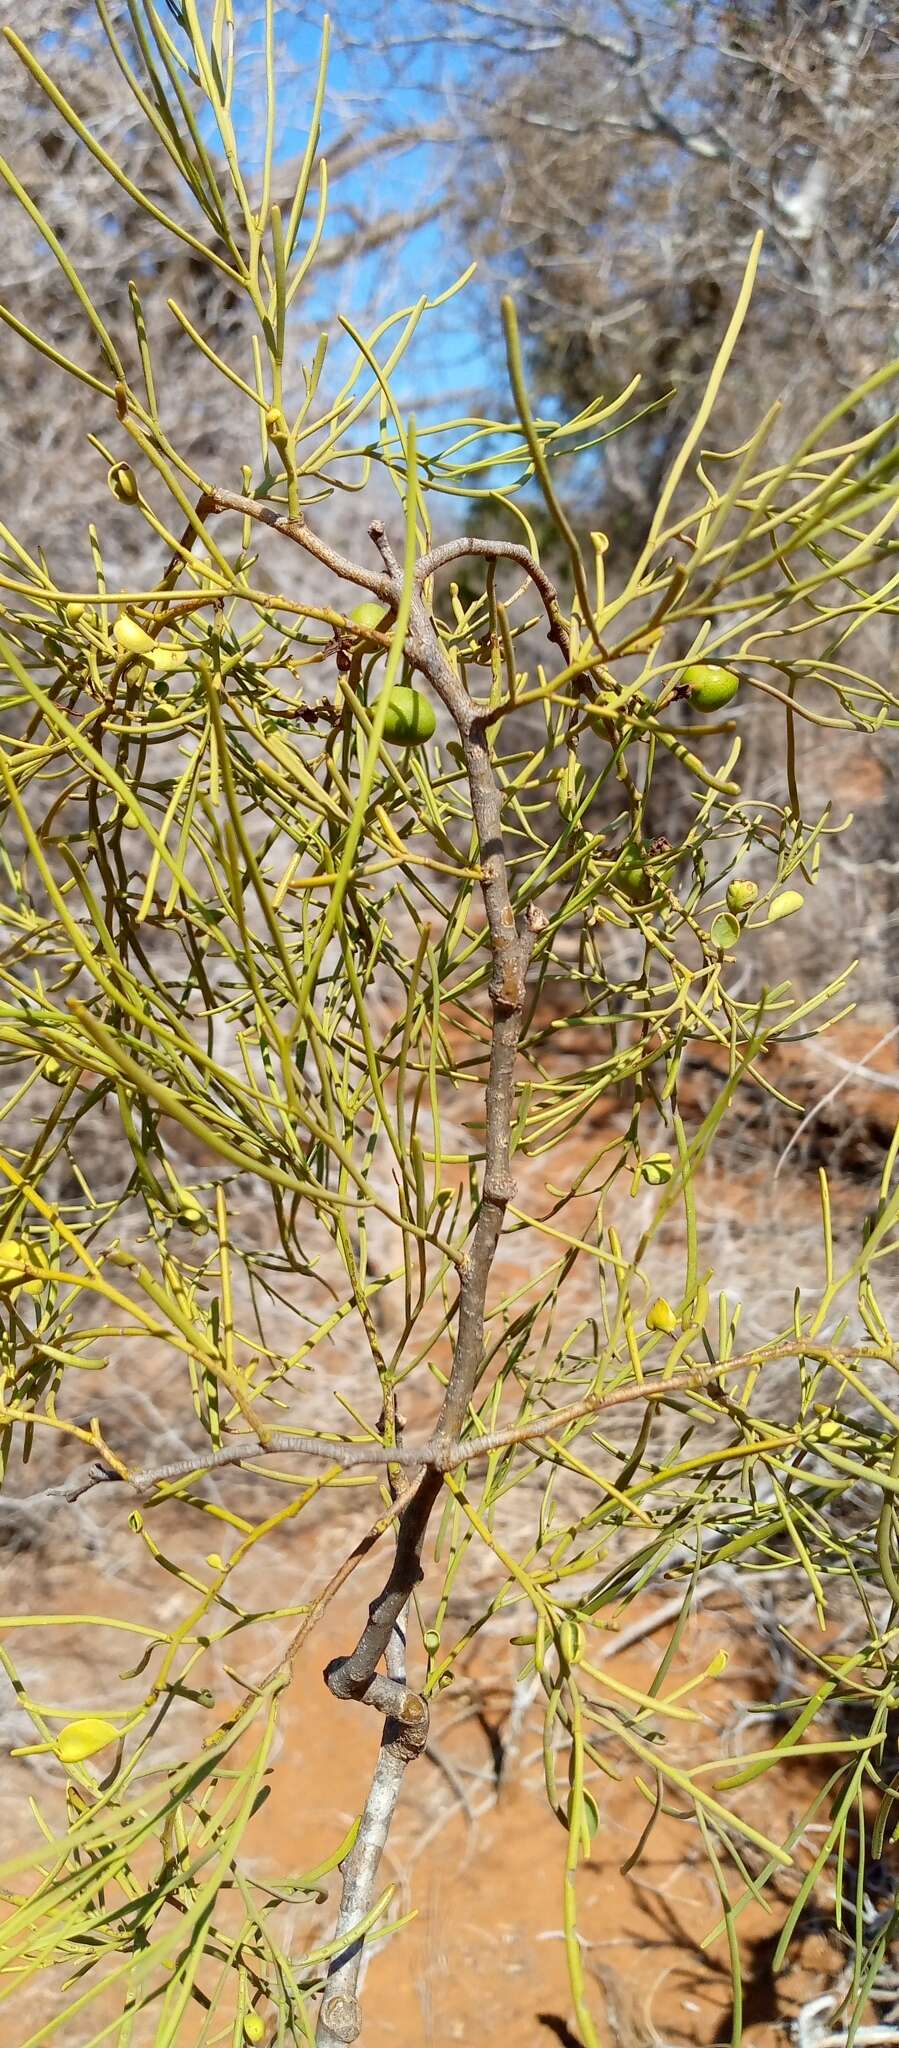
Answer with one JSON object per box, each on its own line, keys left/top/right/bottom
{"left": 316, "top": 571, "right": 546, "bottom": 2044}
{"left": 198, "top": 491, "right": 550, "bottom": 2046}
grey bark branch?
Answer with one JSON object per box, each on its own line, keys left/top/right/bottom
{"left": 36, "top": 1339, "right": 891, "bottom": 1510}
{"left": 316, "top": 1615, "right": 427, "bottom": 2048}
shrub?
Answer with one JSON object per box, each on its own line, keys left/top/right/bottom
{"left": 1, "top": 7, "right": 898, "bottom": 2044}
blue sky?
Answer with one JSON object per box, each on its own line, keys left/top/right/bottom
{"left": 238, "top": 4, "right": 500, "bottom": 415}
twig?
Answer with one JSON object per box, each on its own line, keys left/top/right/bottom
{"left": 416, "top": 534, "right": 572, "bottom": 660}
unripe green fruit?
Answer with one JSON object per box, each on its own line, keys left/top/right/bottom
{"left": 639, "top": 1153, "right": 674, "bottom": 1186}
{"left": 726, "top": 879, "right": 759, "bottom": 915}
{"left": 710, "top": 911, "right": 741, "bottom": 950}
{"left": 65, "top": 600, "right": 95, "bottom": 628}
{"left": 613, "top": 842, "right": 673, "bottom": 905}
{"left": 768, "top": 889, "right": 804, "bottom": 922}
{"left": 244, "top": 2017, "right": 265, "bottom": 2043}
{"left": 107, "top": 462, "right": 140, "bottom": 505}
{"left": 372, "top": 686, "right": 436, "bottom": 745}
{"left": 351, "top": 602, "right": 387, "bottom": 635}
{"left": 615, "top": 849, "right": 651, "bottom": 904}
{"left": 682, "top": 662, "right": 740, "bottom": 711}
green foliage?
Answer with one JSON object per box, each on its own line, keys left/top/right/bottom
{"left": 0, "top": 5, "right": 898, "bottom": 2044}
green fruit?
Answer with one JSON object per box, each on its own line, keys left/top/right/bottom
{"left": 351, "top": 602, "right": 388, "bottom": 636}
{"left": 613, "top": 842, "right": 673, "bottom": 905}
{"left": 767, "top": 889, "right": 804, "bottom": 923}
{"left": 244, "top": 2018, "right": 265, "bottom": 2044}
{"left": 726, "top": 879, "right": 759, "bottom": 915}
{"left": 639, "top": 1153, "right": 674, "bottom": 1187}
{"left": 373, "top": 686, "right": 436, "bottom": 746}
{"left": 710, "top": 911, "right": 741, "bottom": 950}
{"left": 107, "top": 462, "right": 140, "bottom": 505}
{"left": 682, "top": 662, "right": 740, "bottom": 711}
{"left": 615, "top": 849, "right": 651, "bottom": 903}
{"left": 65, "top": 600, "right": 96, "bottom": 629}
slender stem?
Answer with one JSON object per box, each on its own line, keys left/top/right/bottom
{"left": 43, "top": 1342, "right": 891, "bottom": 1502}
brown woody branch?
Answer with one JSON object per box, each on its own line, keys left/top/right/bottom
{"left": 416, "top": 534, "right": 572, "bottom": 662}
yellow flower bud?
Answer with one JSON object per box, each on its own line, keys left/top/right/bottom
{"left": 114, "top": 614, "right": 156, "bottom": 658}
{"left": 56, "top": 1717, "right": 120, "bottom": 1764}
{"left": 639, "top": 1153, "right": 673, "bottom": 1186}
{"left": 0, "top": 1238, "right": 48, "bottom": 1298}
{"left": 147, "top": 642, "right": 188, "bottom": 674}
{"left": 558, "top": 1618, "right": 584, "bottom": 1666}
{"left": 645, "top": 1297, "right": 678, "bottom": 1333}
{"left": 113, "top": 615, "right": 186, "bottom": 673}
